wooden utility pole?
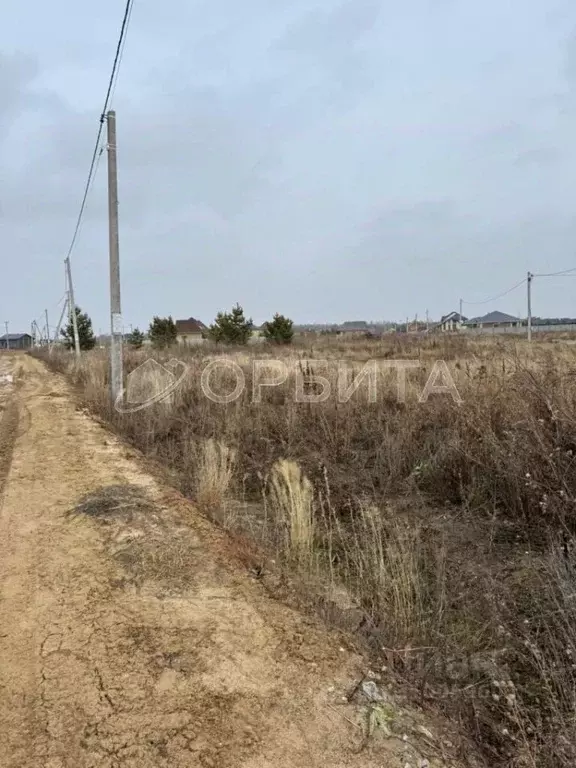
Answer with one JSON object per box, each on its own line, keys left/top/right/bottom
{"left": 107, "top": 110, "right": 123, "bottom": 404}
{"left": 527, "top": 271, "right": 533, "bottom": 342}
{"left": 65, "top": 257, "right": 81, "bottom": 357}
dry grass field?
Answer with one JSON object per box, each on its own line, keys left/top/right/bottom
{"left": 38, "top": 332, "right": 576, "bottom": 767}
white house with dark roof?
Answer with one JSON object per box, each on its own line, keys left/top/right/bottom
{"left": 435, "top": 311, "right": 468, "bottom": 332}
{"left": 175, "top": 317, "right": 207, "bottom": 345}
{"left": 463, "top": 311, "right": 522, "bottom": 330}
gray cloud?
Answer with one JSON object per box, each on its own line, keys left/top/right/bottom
{"left": 273, "top": 0, "right": 381, "bottom": 56}
{"left": 0, "top": 53, "right": 39, "bottom": 143}
{"left": 270, "top": 0, "right": 380, "bottom": 115}
{"left": 3, "top": 0, "right": 576, "bottom": 334}
{"left": 564, "top": 27, "right": 576, "bottom": 83}
{"left": 513, "top": 147, "right": 559, "bottom": 167}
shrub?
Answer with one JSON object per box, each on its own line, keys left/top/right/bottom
{"left": 148, "top": 316, "right": 177, "bottom": 348}
{"left": 262, "top": 313, "right": 294, "bottom": 344}
{"left": 207, "top": 304, "right": 253, "bottom": 345}
{"left": 127, "top": 327, "right": 145, "bottom": 349}
{"left": 61, "top": 306, "right": 96, "bottom": 351}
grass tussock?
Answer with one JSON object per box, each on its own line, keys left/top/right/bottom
{"left": 194, "top": 438, "right": 236, "bottom": 515}
{"left": 268, "top": 459, "right": 315, "bottom": 564}
{"left": 36, "top": 334, "right": 576, "bottom": 767}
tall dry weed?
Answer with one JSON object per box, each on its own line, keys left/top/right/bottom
{"left": 195, "top": 438, "right": 236, "bottom": 515}
{"left": 268, "top": 459, "right": 315, "bottom": 564}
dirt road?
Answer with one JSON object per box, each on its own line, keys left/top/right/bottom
{"left": 0, "top": 355, "right": 451, "bottom": 768}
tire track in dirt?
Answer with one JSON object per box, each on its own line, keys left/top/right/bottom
{"left": 0, "top": 356, "right": 37, "bottom": 507}
{"left": 0, "top": 398, "right": 18, "bottom": 500}
{"left": 0, "top": 353, "right": 21, "bottom": 507}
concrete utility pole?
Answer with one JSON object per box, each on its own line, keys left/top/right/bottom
{"left": 65, "top": 257, "right": 81, "bottom": 357}
{"left": 54, "top": 297, "right": 68, "bottom": 349}
{"left": 459, "top": 298, "right": 463, "bottom": 319}
{"left": 527, "top": 271, "right": 533, "bottom": 343}
{"left": 4, "top": 321, "right": 9, "bottom": 350}
{"left": 45, "top": 309, "right": 51, "bottom": 350}
{"left": 107, "top": 110, "right": 123, "bottom": 404}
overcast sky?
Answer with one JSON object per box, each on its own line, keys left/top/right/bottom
{"left": 3, "top": 0, "right": 576, "bottom": 333}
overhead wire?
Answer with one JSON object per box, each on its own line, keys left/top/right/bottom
{"left": 462, "top": 277, "right": 527, "bottom": 306}
{"left": 108, "top": 0, "right": 134, "bottom": 111}
{"left": 33, "top": 294, "right": 68, "bottom": 322}
{"left": 31, "top": 294, "right": 69, "bottom": 337}
{"left": 63, "top": 0, "right": 135, "bottom": 263}
{"left": 533, "top": 266, "right": 576, "bottom": 278}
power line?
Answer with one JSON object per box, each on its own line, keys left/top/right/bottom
{"left": 533, "top": 266, "right": 576, "bottom": 277}
{"left": 33, "top": 294, "right": 67, "bottom": 324}
{"left": 108, "top": 0, "right": 135, "bottom": 111}
{"left": 71, "top": 142, "right": 106, "bottom": 248}
{"left": 462, "top": 277, "right": 527, "bottom": 306}
{"left": 64, "top": 0, "right": 135, "bottom": 263}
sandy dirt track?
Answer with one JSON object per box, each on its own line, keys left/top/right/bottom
{"left": 0, "top": 355, "right": 452, "bottom": 768}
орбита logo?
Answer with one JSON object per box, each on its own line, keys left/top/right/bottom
{"left": 114, "top": 358, "right": 188, "bottom": 413}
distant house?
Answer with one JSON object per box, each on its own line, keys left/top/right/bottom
{"left": 338, "top": 321, "right": 377, "bottom": 337}
{"left": 175, "top": 317, "right": 207, "bottom": 345}
{"left": 435, "top": 311, "right": 468, "bottom": 332}
{"left": 0, "top": 333, "right": 33, "bottom": 350}
{"left": 341, "top": 321, "right": 368, "bottom": 332}
{"left": 249, "top": 325, "right": 267, "bottom": 343}
{"left": 463, "top": 311, "right": 522, "bottom": 330}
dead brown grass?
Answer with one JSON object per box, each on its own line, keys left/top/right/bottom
{"left": 37, "top": 333, "right": 576, "bottom": 767}
{"left": 268, "top": 459, "right": 315, "bottom": 564}
{"left": 194, "top": 438, "right": 237, "bottom": 515}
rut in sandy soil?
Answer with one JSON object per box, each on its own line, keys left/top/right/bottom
{"left": 0, "top": 359, "right": 20, "bottom": 498}
{"left": 0, "top": 354, "right": 474, "bottom": 768}
{"left": 0, "top": 398, "right": 18, "bottom": 496}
